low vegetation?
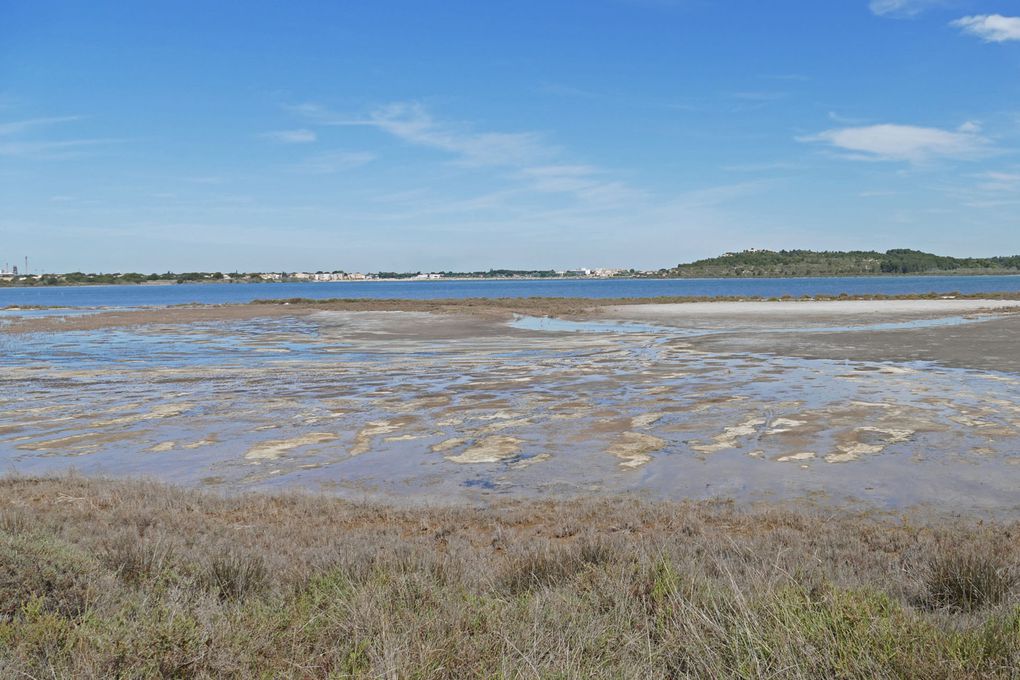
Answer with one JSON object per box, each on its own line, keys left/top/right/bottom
{"left": 663, "top": 248, "right": 1020, "bottom": 278}
{"left": 0, "top": 476, "right": 1017, "bottom": 678}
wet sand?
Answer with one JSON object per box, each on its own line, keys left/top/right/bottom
{"left": 5, "top": 294, "right": 1020, "bottom": 334}
{"left": 686, "top": 316, "right": 1020, "bottom": 374}
{"left": 2, "top": 298, "right": 1020, "bottom": 515}
{"left": 598, "top": 300, "right": 1020, "bottom": 373}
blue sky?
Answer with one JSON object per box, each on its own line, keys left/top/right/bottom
{"left": 1, "top": 0, "right": 1019, "bottom": 273}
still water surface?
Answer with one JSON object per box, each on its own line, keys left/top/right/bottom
{"left": 3, "top": 275, "right": 1020, "bottom": 308}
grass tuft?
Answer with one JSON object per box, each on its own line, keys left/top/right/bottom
{"left": 205, "top": 551, "right": 268, "bottom": 601}
{"left": 498, "top": 536, "right": 615, "bottom": 593}
{"left": 924, "top": 547, "right": 1016, "bottom": 612}
{"left": 101, "top": 534, "right": 175, "bottom": 585}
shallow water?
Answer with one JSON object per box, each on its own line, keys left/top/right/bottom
{"left": 5, "top": 274, "right": 1020, "bottom": 308}
{"left": 510, "top": 313, "right": 999, "bottom": 336}
{"left": 3, "top": 311, "right": 1019, "bottom": 512}
{"left": 509, "top": 315, "right": 675, "bottom": 334}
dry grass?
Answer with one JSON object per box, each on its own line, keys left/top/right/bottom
{"left": 924, "top": 548, "right": 1016, "bottom": 612}
{"left": 0, "top": 475, "right": 1017, "bottom": 678}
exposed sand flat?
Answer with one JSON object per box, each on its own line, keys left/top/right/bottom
{"left": 602, "top": 298, "right": 1020, "bottom": 321}
{"left": 607, "top": 432, "right": 667, "bottom": 468}
{"left": 631, "top": 412, "right": 665, "bottom": 429}
{"left": 93, "top": 403, "right": 194, "bottom": 427}
{"left": 351, "top": 420, "right": 403, "bottom": 455}
{"left": 691, "top": 417, "right": 767, "bottom": 454}
{"left": 445, "top": 436, "right": 522, "bottom": 463}
{"left": 431, "top": 437, "right": 468, "bottom": 453}
{"left": 17, "top": 430, "right": 143, "bottom": 452}
{"left": 685, "top": 310, "right": 1020, "bottom": 374}
{"left": 776, "top": 451, "right": 815, "bottom": 462}
{"left": 245, "top": 432, "right": 338, "bottom": 461}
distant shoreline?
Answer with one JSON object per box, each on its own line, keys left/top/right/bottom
{"left": 5, "top": 270, "right": 1020, "bottom": 288}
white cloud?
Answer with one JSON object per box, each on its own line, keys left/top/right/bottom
{"left": 951, "top": 15, "right": 1020, "bottom": 42}
{"left": 259, "top": 129, "right": 317, "bottom": 143}
{"left": 799, "top": 123, "right": 990, "bottom": 163}
{"left": 869, "top": 0, "right": 946, "bottom": 18}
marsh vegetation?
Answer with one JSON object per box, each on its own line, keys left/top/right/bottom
{"left": 1, "top": 477, "right": 1017, "bottom": 678}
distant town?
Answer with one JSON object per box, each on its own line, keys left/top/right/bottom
{"left": 0, "top": 260, "right": 639, "bottom": 286}
{"left": 6, "top": 248, "right": 1020, "bottom": 286}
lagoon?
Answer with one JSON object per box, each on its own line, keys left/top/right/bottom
{"left": 4, "top": 274, "right": 1020, "bottom": 308}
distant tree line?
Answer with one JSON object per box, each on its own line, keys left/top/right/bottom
{"left": 2, "top": 271, "right": 232, "bottom": 287}
{"left": 659, "top": 249, "right": 1020, "bottom": 278}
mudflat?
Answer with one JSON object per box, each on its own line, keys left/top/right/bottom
{"left": 2, "top": 297, "right": 1019, "bottom": 515}
{"left": 599, "top": 299, "right": 1020, "bottom": 372}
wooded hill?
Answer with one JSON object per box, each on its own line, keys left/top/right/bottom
{"left": 661, "top": 249, "right": 1020, "bottom": 278}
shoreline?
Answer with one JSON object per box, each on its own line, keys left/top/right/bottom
{"left": 4, "top": 269, "right": 1020, "bottom": 289}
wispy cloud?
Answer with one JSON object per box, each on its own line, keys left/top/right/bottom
{"left": 517, "top": 165, "right": 645, "bottom": 205}
{"left": 724, "top": 90, "right": 788, "bottom": 113}
{"left": 288, "top": 100, "right": 648, "bottom": 204}
{"left": 289, "top": 150, "right": 375, "bottom": 174}
{"left": 976, "top": 171, "right": 1020, "bottom": 192}
{"left": 537, "top": 82, "right": 603, "bottom": 99}
{"left": 721, "top": 160, "right": 800, "bottom": 173}
{"left": 828, "top": 111, "right": 870, "bottom": 125}
{"left": 518, "top": 164, "right": 603, "bottom": 192}
{"left": 0, "top": 138, "right": 114, "bottom": 160}
{"left": 761, "top": 74, "right": 810, "bottom": 82}
{"left": 799, "top": 122, "right": 990, "bottom": 163}
{"left": 951, "top": 15, "right": 1020, "bottom": 42}
{"left": 0, "top": 115, "right": 117, "bottom": 160}
{"left": 290, "top": 101, "right": 554, "bottom": 168}
{"left": 729, "top": 91, "right": 787, "bottom": 102}
{"left": 869, "top": 0, "right": 948, "bottom": 18}
{"left": 259, "top": 129, "right": 317, "bottom": 143}
{"left": 0, "top": 116, "right": 81, "bottom": 136}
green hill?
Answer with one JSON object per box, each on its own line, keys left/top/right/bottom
{"left": 660, "top": 249, "right": 1020, "bottom": 278}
